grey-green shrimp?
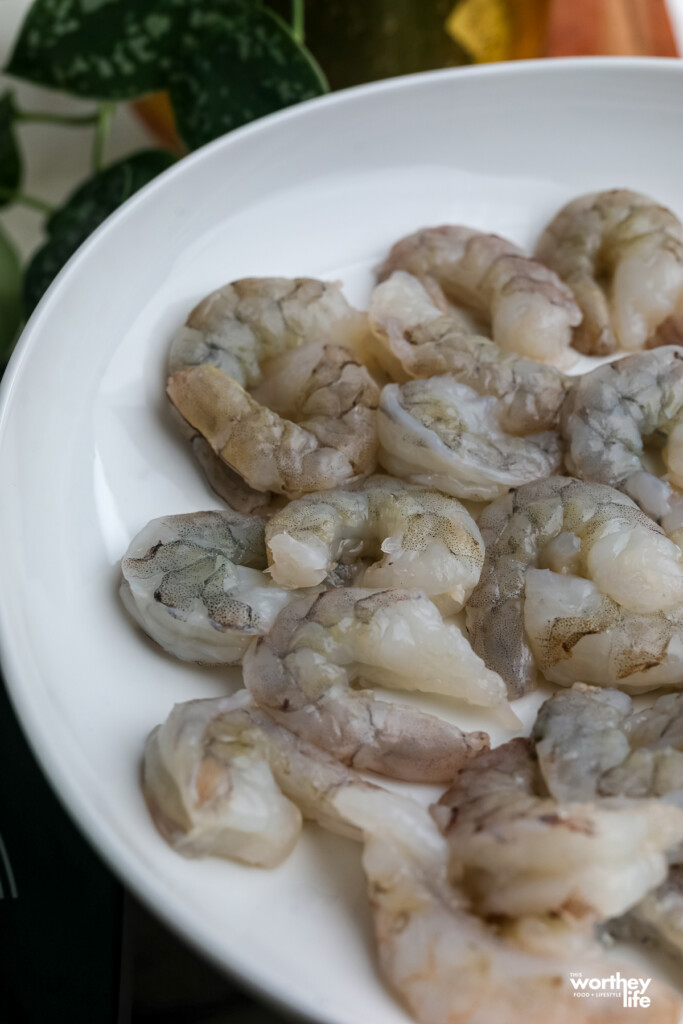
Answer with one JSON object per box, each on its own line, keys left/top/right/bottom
{"left": 531, "top": 685, "right": 683, "bottom": 963}
{"left": 466, "top": 477, "right": 683, "bottom": 697}
{"left": 264, "top": 474, "right": 484, "bottom": 614}
{"left": 120, "top": 510, "right": 290, "bottom": 664}
{"left": 536, "top": 190, "right": 683, "bottom": 355}
{"left": 561, "top": 346, "right": 683, "bottom": 540}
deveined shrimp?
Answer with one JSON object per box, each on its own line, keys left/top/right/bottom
{"left": 377, "top": 375, "right": 563, "bottom": 502}
{"left": 561, "top": 347, "right": 683, "bottom": 538}
{"left": 120, "top": 510, "right": 291, "bottom": 664}
{"left": 143, "top": 691, "right": 303, "bottom": 864}
{"left": 242, "top": 586, "right": 509, "bottom": 782}
{"left": 533, "top": 685, "right": 683, "bottom": 804}
{"left": 378, "top": 226, "right": 581, "bottom": 368}
{"left": 142, "top": 689, "right": 387, "bottom": 864}
{"left": 531, "top": 685, "right": 683, "bottom": 962}
{"left": 432, "top": 737, "right": 683, "bottom": 924}
{"left": 536, "top": 189, "right": 683, "bottom": 355}
{"left": 465, "top": 477, "right": 683, "bottom": 697}
{"left": 167, "top": 278, "right": 379, "bottom": 498}
{"left": 264, "top": 475, "right": 484, "bottom": 614}
{"left": 144, "top": 693, "right": 681, "bottom": 1024}
{"left": 168, "top": 277, "right": 368, "bottom": 385}
{"left": 369, "top": 272, "right": 568, "bottom": 434}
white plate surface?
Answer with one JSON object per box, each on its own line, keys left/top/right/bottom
{"left": 2, "top": 58, "right": 683, "bottom": 1023}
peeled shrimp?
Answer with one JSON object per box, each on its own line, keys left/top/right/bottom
{"left": 189, "top": 436, "right": 283, "bottom": 515}
{"left": 561, "top": 347, "right": 683, "bottom": 538}
{"left": 378, "top": 376, "right": 562, "bottom": 502}
{"left": 168, "top": 276, "right": 368, "bottom": 385}
{"left": 264, "top": 475, "right": 484, "bottom": 614}
{"left": 120, "top": 510, "right": 290, "bottom": 664}
{"left": 536, "top": 189, "right": 683, "bottom": 355}
{"left": 142, "top": 689, "right": 385, "bottom": 864}
{"left": 378, "top": 226, "right": 581, "bottom": 368}
{"left": 145, "top": 693, "right": 681, "bottom": 1024}
{"left": 466, "top": 477, "right": 683, "bottom": 697}
{"left": 167, "top": 278, "right": 379, "bottom": 498}
{"left": 531, "top": 685, "right": 683, "bottom": 961}
{"left": 533, "top": 685, "right": 683, "bottom": 804}
{"left": 610, "top": 868, "right": 683, "bottom": 963}
{"left": 369, "top": 271, "right": 568, "bottom": 433}
{"left": 432, "top": 737, "right": 683, "bottom": 924}
{"left": 242, "top": 586, "right": 508, "bottom": 782}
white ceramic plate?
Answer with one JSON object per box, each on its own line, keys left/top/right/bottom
{"left": 2, "top": 58, "right": 683, "bottom": 1024}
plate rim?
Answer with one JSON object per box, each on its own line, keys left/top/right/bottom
{"left": 1, "top": 55, "right": 682, "bottom": 1022}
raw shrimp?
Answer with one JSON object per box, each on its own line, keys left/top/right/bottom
{"left": 120, "top": 510, "right": 290, "bottom": 664}
{"left": 142, "top": 689, "right": 385, "bottom": 864}
{"left": 264, "top": 475, "right": 484, "bottom": 614}
{"left": 531, "top": 685, "right": 683, "bottom": 961}
{"left": 536, "top": 189, "right": 683, "bottom": 355}
{"left": 168, "top": 350, "right": 379, "bottom": 499}
{"left": 369, "top": 271, "right": 568, "bottom": 433}
{"left": 143, "top": 691, "right": 302, "bottom": 864}
{"left": 533, "top": 685, "right": 683, "bottom": 804}
{"left": 532, "top": 685, "right": 634, "bottom": 803}
{"left": 189, "top": 436, "right": 283, "bottom": 516}
{"left": 145, "top": 693, "right": 681, "bottom": 1024}
{"left": 377, "top": 376, "right": 562, "bottom": 502}
{"left": 561, "top": 347, "right": 683, "bottom": 538}
{"left": 168, "top": 277, "right": 368, "bottom": 385}
{"left": 242, "top": 586, "right": 509, "bottom": 782}
{"left": 465, "top": 477, "right": 683, "bottom": 697}
{"left": 432, "top": 737, "right": 683, "bottom": 923}
{"left": 378, "top": 226, "right": 581, "bottom": 368}
{"left": 167, "top": 278, "right": 379, "bottom": 498}
{"left": 610, "top": 868, "right": 683, "bottom": 963}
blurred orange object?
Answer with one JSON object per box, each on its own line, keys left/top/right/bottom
{"left": 447, "top": 0, "right": 678, "bottom": 61}
{"left": 133, "top": 92, "right": 185, "bottom": 154}
{"left": 546, "top": 0, "right": 678, "bottom": 56}
{"left": 446, "top": 0, "right": 552, "bottom": 61}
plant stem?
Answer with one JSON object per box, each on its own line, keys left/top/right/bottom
{"left": 291, "top": 0, "right": 305, "bottom": 44}
{"left": 92, "top": 102, "right": 116, "bottom": 173}
{"left": 15, "top": 109, "right": 99, "bottom": 127}
{"left": 0, "top": 188, "right": 54, "bottom": 215}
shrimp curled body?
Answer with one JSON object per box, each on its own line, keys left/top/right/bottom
{"left": 536, "top": 189, "right": 683, "bottom": 355}
{"left": 533, "top": 684, "right": 683, "bottom": 960}
{"left": 166, "top": 278, "right": 379, "bottom": 498}
{"left": 561, "top": 346, "right": 683, "bottom": 538}
{"left": 144, "top": 693, "right": 682, "bottom": 1024}
{"left": 433, "top": 737, "right": 683, "bottom": 924}
{"left": 264, "top": 474, "right": 484, "bottom": 614}
{"left": 120, "top": 510, "right": 290, "bottom": 664}
{"left": 466, "top": 477, "right": 683, "bottom": 697}
{"left": 378, "top": 375, "right": 563, "bottom": 502}
{"left": 378, "top": 226, "right": 581, "bottom": 368}
{"left": 369, "top": 271, "right": 568, "bottom": 434}
{"left": 242, "top": 586, "right": 506, "bottom": 782}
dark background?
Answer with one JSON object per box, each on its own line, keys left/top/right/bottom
{"left": 0, "top": 680, "right": 283, "bottom": 1024}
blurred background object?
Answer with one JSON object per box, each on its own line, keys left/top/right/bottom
{"left": 545, "top": 0, "right": 678, "bottom": 57}
{"left": 446, "top": 0, "right": 551, "bottom": 62}
{"left": 1, "top": 1, "right": 683, "bottom": 1023}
